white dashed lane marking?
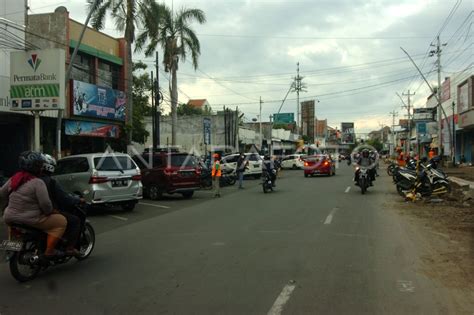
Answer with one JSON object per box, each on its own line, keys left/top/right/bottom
{"left": 324, "top": 208, "right": 339, "bottom": 225}
{"left": 267, "top": 283, "right": 296, "bottom": 315}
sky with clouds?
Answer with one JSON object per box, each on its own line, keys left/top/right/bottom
{"left": 29, "top": 0, "right": 473, "bottom": 134}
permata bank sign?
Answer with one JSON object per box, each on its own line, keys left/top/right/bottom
{"left": 10, "top": 49, "right": 65, "bottom": 111}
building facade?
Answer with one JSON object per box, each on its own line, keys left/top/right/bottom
{"left": 25, "top": 6, "right": 129, "bottom": 157}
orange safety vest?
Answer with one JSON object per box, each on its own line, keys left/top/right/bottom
{"left": 428, "top": 150, "right": 435, "bottom": 159}
{"left": 211, "top": 161, "right": 222, "bottom": 177}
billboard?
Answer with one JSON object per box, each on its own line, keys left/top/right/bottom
{"left": 441, "top": 77, "right": 450, "bottom": 102}
{"left": 65, "top": 120, "right": 120, "bottom": 138}
{"left": 340, "top": 122, "right": 355, "bottom": 144}
{"left": 301, "top": 100, "right": 315, "bottom": 139}
{"left": 72, "top": 80, "right": 126, "bottom": 121}
{"left": 10, "top": 49, "right": 65, "bottom": 110}
{"left": 273, "top": 113, "right": 295, "bottom": 124}
{"left": 413, "top": 108, "right": 435, "bottom": 121}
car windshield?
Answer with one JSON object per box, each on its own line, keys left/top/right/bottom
{"left": 93, "top": 156, "right": 136, "bottom": 171}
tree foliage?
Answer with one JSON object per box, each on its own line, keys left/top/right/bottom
{"left": 129, "top": 61, "right": 151, "bottom": 143}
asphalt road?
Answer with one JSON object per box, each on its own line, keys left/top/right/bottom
{"left": 0, "top": 164, "right": 461, "bottom": 314}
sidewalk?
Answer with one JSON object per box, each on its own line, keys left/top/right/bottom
{"left": 445, "top": 165, "right": 474, "bottom": 190}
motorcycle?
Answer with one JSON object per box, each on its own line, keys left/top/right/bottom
{"left": 395, "top": 161, "right": 450, "bottom": 197}
{"left": 0, "top": 203, "right": 95, "bottom": 282}
{"left": 357, "top": 167, "right": 371, "bottom": 194}
{"left": 262, "top": 169, "right": 276, "bottom": 193}
{"left": 199, "top": 167, "right": 236, "bottom": 189}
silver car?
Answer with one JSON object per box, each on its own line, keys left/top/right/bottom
{"left": 54, "top": 153, "right": 143, "bottom": 211}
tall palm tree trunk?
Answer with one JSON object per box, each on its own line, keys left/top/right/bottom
{"left": 171, "top": 63, "right": 178, "bottom": 145}
{"left": 126, "top": 41, "right": 134, "bottom": 144}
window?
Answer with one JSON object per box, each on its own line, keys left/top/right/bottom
{"left": 247, "top": 154, "right": 261, "bottom": 161}
{"left": 167, "top": 155, "right": 197, "bottom": 167}
{"left": 97, "top": 60, "right": 120, "bottom": 89}
{"left": 56, "top": 158, "right": 90, "bottom": 175}
{"left": 93, "top": 156, "right": 136, "bottom": 171}
{"left": 223, "top": 155, "right": 238, "bottom": 163}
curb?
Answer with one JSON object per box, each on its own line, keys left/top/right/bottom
{"left": 449, "top": 176, "right": 474, "bottom": 190}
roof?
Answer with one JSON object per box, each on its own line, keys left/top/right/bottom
{"left": 187, "top": 99, "right": 208, "bottom": 107}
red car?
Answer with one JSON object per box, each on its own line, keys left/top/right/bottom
{"left": 133, "top": 152, "right": 201, "bottom": 200}
{"left": 303, "top": 154, "right": 336, "bottom": 177}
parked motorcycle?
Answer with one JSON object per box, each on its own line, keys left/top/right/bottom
{"left": 199, "top": 167, "right": 236, "bottom": 189}
{"left": 1, "top": 203, "right": 95, "bottom": 282}
{"left": 395, "top": 161, "right": 450, "bottom": 197}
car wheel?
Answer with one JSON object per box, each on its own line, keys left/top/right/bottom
{"left": 148, "top": 185, "right": 163, "bottom": 200}
{"left": 122, "top": 201, "right": 136, "bottom": 211}
{"left": 292, "top": 164, "right": 297, "bottom": 170}
{"left": 254, "top": 174, "right": 261, "bottom": 179}
{"left": 182, "top": 191, "right": 194, "bottom": 199}
{"left": 304, "top": 173, "right": 308, "bottom": 178}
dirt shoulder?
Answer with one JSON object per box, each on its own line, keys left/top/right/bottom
{"left": 386, "top": 190, "right": 474, "bottom": 312}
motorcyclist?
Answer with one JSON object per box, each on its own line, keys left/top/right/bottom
{"left": 0, "top": 151, "right": 67, "bottom": 258}
{"left": 354, "top": 149, "right": 376, "bottom": 186}
{"left": 40, "top": 154, "right": 82, "bottom": 256}
{"left": 262, "top": 155, "right": 276, "bottom": 187}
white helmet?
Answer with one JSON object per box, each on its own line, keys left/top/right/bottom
{"left": 42, "top": 154, "right": 57, "bottom": 174}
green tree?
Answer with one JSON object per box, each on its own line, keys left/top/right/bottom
{"left": 177, "top": 102, "right": 202, "bottom": 116}
{"left": 87, "top": 0, "right": 156, "bottom": 142}
{"left": 135, "top": 2, "right": 206, "bottom": 145}
{"left": 366, "top": 138, "right": 383, "bottom": 152}
{"left": 131, "top": 61, "right": 151, "bottom": 143}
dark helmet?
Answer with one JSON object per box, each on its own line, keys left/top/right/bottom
{"left": 361, "top": 149, "right": 369, "bottom": 158}
{"left": 41, "top": 154, "right": 57, "bottom": 174}
{"left": 19, "top": 151, "right": 44, "bottom": 175}
{"left": 264, "top": 155, "right": 271, "bottom": 160}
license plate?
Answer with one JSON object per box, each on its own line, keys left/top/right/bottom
{"left": 180, "top": 172, "right": 194, "bottom": 177}
{"left": 0, "top": 240, "right": 23, "bottom": 251}
{"left": 112, "top": 180, "right": 128, "bottom": 187}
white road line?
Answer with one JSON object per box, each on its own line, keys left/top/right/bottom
{"left": 267, "top": 284, "right": 296, "bottom": 315}
{"left": 139, "top": 202, "right": 170, "bottom": 209}
{"left": 345, "top": 186, "right": 351, "bottom": 193}
{"left": 324, "top": 208, "right": 338, "bottom": 225}
{"left": 108, "top": 215, "right": 128, "bottom": 221}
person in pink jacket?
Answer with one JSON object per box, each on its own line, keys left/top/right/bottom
{"left": 1, "top": 151, "right": 67, "bottom": 257}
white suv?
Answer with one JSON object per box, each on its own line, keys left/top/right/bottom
{"left": 221, "top": 153, "right": 263, "bottom": 178}
{"left": 54, "top": 153, "right": 143, "bottom": 211}
{"left": 281, "top": 154, "right": 306, "bottom": 169}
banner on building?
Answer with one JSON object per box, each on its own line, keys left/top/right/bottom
{"left": 10, "top": 49, "right": 65, "bottom": 110}
{"left": 273, "top": 113, "right": 295, "bottom": 124}
{"left": 340, "top": 122, "right": 355, "bottom": 144}
{"left": 65, "top": 120, "right": 120, "bottom": 138}
{"left": 301, "top": 100, "right": 315, "bottom": 139}
{"left": 441, "top": 77, "right": 451, "bottom": 102}
{"left": 72, "top": 80, "right": 126, "bottom": 121}
{"left": 203, "top": 117, "right": 211, "bottom": 145}
{"left": 458, "top": 80, "right": 469, "bottom": 113}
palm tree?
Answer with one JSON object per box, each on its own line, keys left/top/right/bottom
{"left": 135, "top": 3, "right": 206, "bottom": 145}
{"left": 87, "top": 0, "right": 155, "bottom": 143}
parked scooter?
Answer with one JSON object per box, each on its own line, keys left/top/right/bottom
{"left": 1, "top": 203, "right": 95, "bottom": 282}
{"left": 395, "top": 160, "right": 450, "bottom": 197}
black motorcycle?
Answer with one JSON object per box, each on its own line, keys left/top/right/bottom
{"left": 262, "top": 170, "right": 275, "bottom": 193}
{"left": 200, "top": 167, "right": 236, "bottom": 189}
{"left": 395, "top": 162, "right": 450, "bottom": 197}
{"left": 357, "top": 167, "right": 371, "bottom": 194}
{"left": 1, "top": 204, "right": 95, "bottom": 282}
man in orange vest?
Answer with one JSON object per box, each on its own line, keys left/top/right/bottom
{"left": 212, "top": 153, "right": 222, "bottom": 197}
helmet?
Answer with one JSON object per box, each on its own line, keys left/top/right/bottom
{"left": 213, "top": 153, "right": 220, "bottom": 159}
{"left": 18, "top": 151, "right": 44, "bottom": 175}
{"left": 361, "top": 149, "right": 369, "bottom": 158}
{"left": 42, "top": 154, "right": 57, "bottom": 174}
{"left": 264, "top": 155, "right": 271, "bottom": 160}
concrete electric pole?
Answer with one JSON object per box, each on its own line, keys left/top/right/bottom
{"left": 402, "top": 90, "right": 415, "bottom": 156}
{"left": 389, "top": 110, "right": 398, "bottom": 156}
{"left": 259, "top": 96, "right": 263, "bottom": 151}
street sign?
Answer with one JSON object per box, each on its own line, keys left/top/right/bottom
{"left": 416, "top": 122, "right": 427, "bottom": 134}
{"left": 273, "top": 113, "right": 294, "bottom": 124}
{"left": 10, "top": 49, "right": 65, "bottom": 111}
{"left": 203, "top": 117, "right": 211, "bottom": 145}
{"left": 413, "top": 108, "right": 435, "bottom": 121}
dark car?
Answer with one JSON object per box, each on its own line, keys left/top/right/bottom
{"left": 304, "top": 154, "right": 336, "bottom": 177}
{"left": 133, "top": 152, "right": 201, "bottom": 200}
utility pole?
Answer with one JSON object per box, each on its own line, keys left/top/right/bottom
{"left": 389, "top": 111, "right": 398, "bottom": 157}
{"left": 430, "top": 36, "right": 447, "bottom": 158}
{"left": 269, "top": 114, "right": 273, "bottom": 155}
{"left": 293, "top": 62, "right": 304, "bottom": 135}
{"left": 259, "top": 97, "right": 263, "bottom": 152}
{"left": 402, "top": 90, "right": 415, "bottom": 157}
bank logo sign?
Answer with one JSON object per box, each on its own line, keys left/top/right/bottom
{"left": 28, "top": 54, "right": 42, "bottom": 72}
{"left": 10, "top": 49, "right": 65, "bottom": 111}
